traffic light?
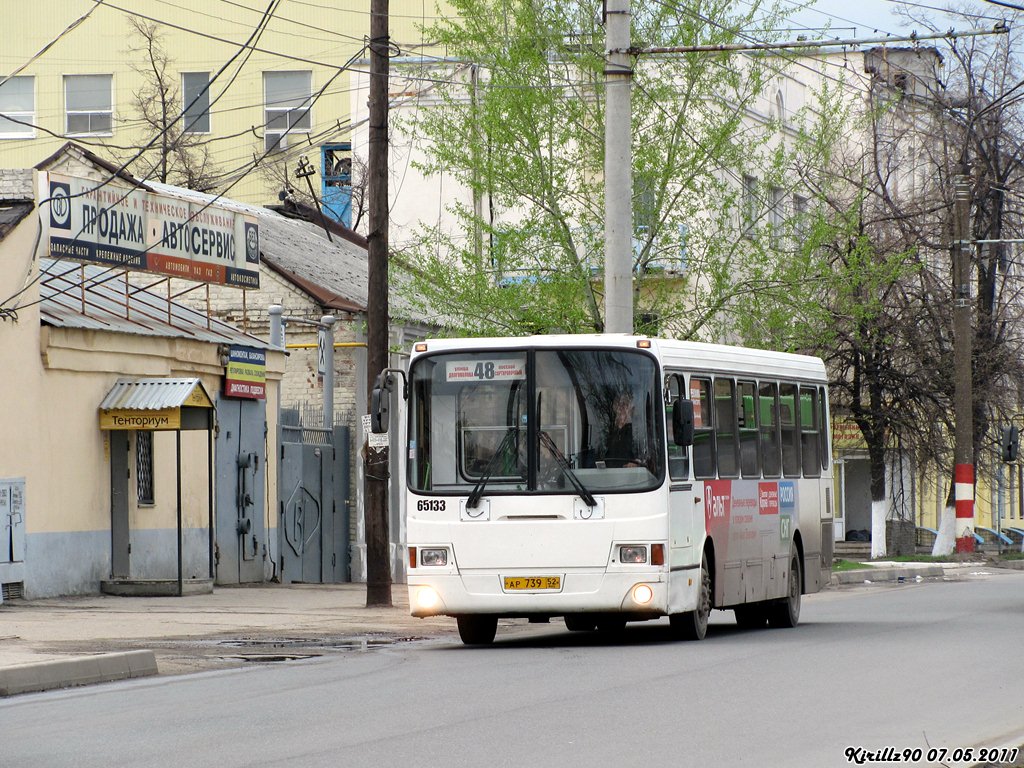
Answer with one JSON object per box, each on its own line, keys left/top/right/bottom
{"left": 1000, "top": 424, "right": 1019, "bottom": 463}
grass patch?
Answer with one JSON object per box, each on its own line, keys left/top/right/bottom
{"left": 833, "top": 559, "right": 869, "bottom": 571}
{"left": 999, "top": 551, "right": 1024, "bottom": 560}
{"left": 882, "top": 554, "right": 957, "bottom": 563}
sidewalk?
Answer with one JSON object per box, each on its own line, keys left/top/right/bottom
{"left": 830, "top": 557, "right": 1024, "bottom": 585}
{"left": 0, "top": 583, "right": 455, "bottom": 697}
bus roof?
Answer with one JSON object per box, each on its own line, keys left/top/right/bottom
{"left": 411, "top": 335, "right": 827, "bottom": 382}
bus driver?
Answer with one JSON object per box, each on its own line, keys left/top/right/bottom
{"left": 602, "top": 392, "right": 644, "bottom": 469}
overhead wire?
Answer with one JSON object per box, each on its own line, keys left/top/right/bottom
{"left": 0, "top": 1, "right": 109, "bottom": 86}
{"left": 5, "top": 0, "right": 1010, "bottom": 312}
{"left": 91, "top": 0, "right": 372, "bottom": 69}
{"left": 3, "top": 37, "right": 372, "bottom": 316}
{"left": 0, "top": 0, "right": 287, "bottom": 311}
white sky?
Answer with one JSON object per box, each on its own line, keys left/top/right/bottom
{"left": 784, "top": 0, "right": 1009, "bottom": 41}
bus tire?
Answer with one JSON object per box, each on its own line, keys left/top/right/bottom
{"left": 457, "top": 615, "right": 498, "bottom": 645}
{"left": 734, "top": 604, "right": 768, "bottom": 629}
{"left": 768, "top": 552, "right": 802, "bottom": 629}
{"left": 564, "top": 615, "right": 597, "bottom": 632}
{"left": 670, "top": 556, "right": 711, "bottom": 641}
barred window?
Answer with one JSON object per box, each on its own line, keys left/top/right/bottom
{"left": 136, "top": 431, "right": 154, "bottom": 505}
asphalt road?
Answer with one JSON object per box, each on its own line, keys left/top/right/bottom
{"left": 3, "top": 570, "right": 1023, "bottom": 768}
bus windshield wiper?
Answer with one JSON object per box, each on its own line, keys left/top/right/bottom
{"left": 539, "top": 430, "right": 597, "bottom": 508}
{"left": 466, "top": 427, "right": 518, "bottom": 509}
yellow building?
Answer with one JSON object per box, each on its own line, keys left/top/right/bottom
{"left": 831, "top": 417, "right": 1024, "bottom": 553}
{"left": 0, "top": 0, "right": 433, "bottom": 207}
{"left": 0, "top": 145, "right": 288, "bottom": 599}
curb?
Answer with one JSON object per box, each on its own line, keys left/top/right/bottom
{"left": 830, "top": 565, "right": 945, "bottom": 586}
{"left": 0, "top": 650, "right": 158, "bottom": 697}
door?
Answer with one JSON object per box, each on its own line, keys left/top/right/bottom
{"left": 215, "top": 398, "right": 268, "bottom": 584}
{"left": 842, "top": 457, "right": 872, "bottom": 541}
{"left": 110, "top": 432, "right": 131, "bottom": 579}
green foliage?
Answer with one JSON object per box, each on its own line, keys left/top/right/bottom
{"left": 832, "top": 559, "right": 869, "bottom": 572}
{"left": 394, "top": 0, "right": 833, "bottom": 338}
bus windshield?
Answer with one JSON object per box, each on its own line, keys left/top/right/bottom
{"left": 408, "top": 348, "right": 665, "bottom": 495}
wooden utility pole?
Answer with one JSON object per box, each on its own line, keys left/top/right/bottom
{"left": 365, "top": 0, "right": 392, "bottom": 606}
{"left": 952, "top": 168, "right": 975, "bottom": 553}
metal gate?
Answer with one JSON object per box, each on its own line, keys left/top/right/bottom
{"left": 278, "top": 409, "right": 350, "bottom": 583}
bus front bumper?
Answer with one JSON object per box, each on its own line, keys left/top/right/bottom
{"left": 408, "top": 570, "right": 671, "bottom": 618}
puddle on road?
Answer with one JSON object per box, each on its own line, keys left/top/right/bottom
{"left": 148, "top": 634, "right": 432, "bottom": 664}
{"left": 217, "top": 636, "right": 426, "bottom": 652}
{"left": 226, "top": 653, "right": 322, "bottom": 663}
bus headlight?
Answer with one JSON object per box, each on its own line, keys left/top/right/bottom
{"left": 415, "top": 586, "right": 441, "bottom": 611}
{"left": 619, "top": 545, "right": 647, "bottom": 564}
{"left": 420, "top": 548, "right": 448, "bottom": 566}
{"left": 631, "top": 584, "right": 654, "bottom": 605}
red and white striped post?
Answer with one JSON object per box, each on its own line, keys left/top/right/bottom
{"left": 954, "top": 463, "right": 975, "bottom": 553}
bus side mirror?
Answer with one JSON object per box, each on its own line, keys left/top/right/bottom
{"left": 673, "top": 400, "right": 694, "bottom": 447}
{"left": 370, "top": 374, "right": 390, "bottom": 434}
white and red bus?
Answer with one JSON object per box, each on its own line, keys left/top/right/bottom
{"left": 375, "top": 334, "right": 834, "bottom": 645}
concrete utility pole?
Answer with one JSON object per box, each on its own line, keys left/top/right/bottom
{"left": 365, "top": 0, "right": 392, "bottom": 607}
{"left": 603, "top": 0, "right": 633, "bottom": 334}
{"left": 952, "top": 169, "right": 975, "bottom": 553}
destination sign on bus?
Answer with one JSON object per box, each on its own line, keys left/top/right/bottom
{"left": 445, "top": 358, "right": 526, "bottom": 382}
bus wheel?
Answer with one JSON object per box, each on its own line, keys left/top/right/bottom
{"left": 734, "top": 604, "right": 767, "bottom": 629}
{"left": 564, "top": 615, "right": 597, "bottom": 632}
{"left": 768, "top": 553, "right": 802, "bottom": 629}
{"left": 457, "top": 615, "right": 498, "bottom": 645}
{"left": 670, "top": 556, "right": 711, "bottom": 641}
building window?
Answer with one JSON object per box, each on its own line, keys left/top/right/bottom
{"left": 181, "top": 72, "right": 211, "bottom": 134}
{"left": 136, "top": 431, "right": 155, "bottom": 505}
{"left": 263, "top": 70, "right": 312, "bottom": 152}
{"left": 792, "top": 194, "right": 809, "bottom": 241}
{"left": 65, "top": 74, "right": 113, "bottom": 136}
{"left": 0, "top": 76, "right": 35, "bottom": 138}
{"left": 769, "top": 186, "right": 785, "bottom": 229}
{"left": 741, "top": 174, "right": 758, "bottom": 235}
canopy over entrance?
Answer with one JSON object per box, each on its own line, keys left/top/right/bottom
{"left": 98, "top": 377, "right": 215, "bottom": 596}
{"left": 99, "top": 378, "right": 213, "bottom": 431}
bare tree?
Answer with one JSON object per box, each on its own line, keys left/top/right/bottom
{"left": 122, "top": 18, "right": 220, "bottom": 190}
{"left": 794, "top": 22, "right": 1024, "bottom": 556}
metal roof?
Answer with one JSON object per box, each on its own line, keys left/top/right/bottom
{"left": 99, "top": 378, "right": 210, "bottom": 410}
{"left": 39, "top": 259, "right": 271, "bottom": 348}
{"left": 146, "top": 182, "right": 373, "bottom": 312}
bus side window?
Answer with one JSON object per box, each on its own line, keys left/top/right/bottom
{"left": 691, "top": 377, "right": 715, "bottom": 479}
{"left": 738, "top": 380, "right": 759, "bottom": 477}
{"left": 780, "top": 382, "right": 801, "bottom": 477}
{"left": 665, "top": 373, "right": 689, "bottom": 480}
{"left": 800, "top": 386, "right": 821, "bottom": 477}
{"left": 759, "top": 381, "right": 781, "bottom": 478}
{"left": 819, "top": 385, "right": 831, "bottom": 470}
{"left": 714, "top": 378, "right": 738, "bottom": 478}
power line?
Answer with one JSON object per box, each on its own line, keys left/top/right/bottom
{"left": 0, "top": 0, "right": 286, "bottom": 312}
{"left": 1, "top": 36, "right": 372, "bottom": 317}
{"left": 983, "top": 0, "right": 1024, "bottom": 12}
{"left": 91, "top": 0, "right": 375, "bottom": 69}
{"left": 0, "top": 1, "right": 108, "bottom": 85}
